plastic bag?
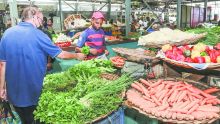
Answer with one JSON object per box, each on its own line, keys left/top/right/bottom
{"left": 0, "top": 101, "right": 21, "bottom": 124}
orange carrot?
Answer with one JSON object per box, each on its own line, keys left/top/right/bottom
{"left": 172, "top": 101, "right": 183, "bottom": 109}
{"left": 200, "top": 98, "right": 207, "bottom": 105}
{"left": 131, "top": 83, "right": 143, "bottom": 93}
{"left": 177, "top": 101, "right": 190, "bottom": 109}
{"left": 197, "top": 106, "right": 220, "bottom": 112}
{"left": 177, "top": 90, "right": 187, "bottom": 102}
{"left": 186, "top": 86, "right": 200, "bottom": 94}
{"left": 200, "top": 91, "right": 216, "bottom": 99}
{"left": 157, "top": 103, "right": 169, "bottom": 111}
{"left": 150, "top": 79, "right": 163, "bottom": 88}
{"left": 182, "top": 100, "right": 199, "bottom": 111}
{"left": 139, "top": 78, "right": 151, "bottom": 87}
{"left": 162, "top": 96, "right": 168, "bottom": 105}
{"left": 203, "top": 87, "right": 220, "bottom": 94}
{"left": 166, "top": 85, "right": 178, "bottom": 97}
{"left": 158, "top": 89, "right": 168, "bottom": 102}
{"left": 187, "top": 103, "right": 199, "bottom": 114}
{"left": 151, "top": 95, "right": 161, "bottom": 106}
{"left": 189, "top": 92, "right": 203, "bottom": 99}
{"left": 169, "top": 90, "right": 179, "bottom": 103}
{"left": 143, "top": 95, "right": 154, "bottom": 103}
{"left": 156, "top": 83, "right": 165, "bottom": 92}
{"left": 135, "top": 82, "right": 150, "bottom": 97}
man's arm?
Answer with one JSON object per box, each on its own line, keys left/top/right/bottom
{"left": 57, "top": 51, "right": 85, "bottom": 60}
{"left": 0, "top": 61, "right": 6, "bottom": 100}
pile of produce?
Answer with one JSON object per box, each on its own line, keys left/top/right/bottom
{"left": 112, "top": 48, "right": 157, "bottom": 64}
{"left": 71, "top": 19, "right": 87, "bottom": 28}
{"left": 81, "top": 46, "right": 90, "bottom": 55}
{"left": 123, "top": 32, "right": 141, "bottom": 40}
{"left": 105, "top": 36, "right": 120, "bottom": 41}
{"left": 34, "top": 59, "right": 132, "bottom": 123}
{"left": 138, "top": 28, "right": 202, "bottom": 47}
{"left": 53, "top": 33, "right": 72, "bottom": 47}
{"left": 126, "top": 78, "right": 220, "bottom": 123}
{"left": 161, "top": 43, "right": 220, "bottom": 63}
{"left": 110, "top": 56, "right": 126, "bottom": 68}
{"left": 186, "top": 27, "right": 220, "bottom": 46}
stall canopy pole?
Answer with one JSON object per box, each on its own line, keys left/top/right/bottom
{"left": 177, "top": 0, "right": 182, "bottom": 29}
{"left": 92, "top": 3, "right": 95, "bottom": 11}
{"left": 125, "top": 0, "right": 131, "bottom": 36}
{"left": 75, "top": 0, "right": 79, "bottom": 14}
{"left": 59, "top": 0, "right": 63, "bottom": 31}
{"left": 8, "top": 0, "right": 19, "bottom": 26}
{"left": 107, "top": 0, "right": 111, "bottom": 20}
{"left": 204, "top": 0, "right": 208, "bottom": 22}
{"left": 98, "top": 3, "right": 108, "bottom": 11}
{"left": 144, "top": 0, "right": 174, "bottom": 31}
{"left": 142, "top": 0, "right": 161, "bottom": 23}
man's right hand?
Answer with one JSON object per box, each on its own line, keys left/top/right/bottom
{"left": 0, "top": 89, "right": 6, "bottom": 100}
{"left": 76, "top": 53, "right": 86, "bottom": 60}
{"left": 90, "top": 48, "right": 98, "bottom": 55}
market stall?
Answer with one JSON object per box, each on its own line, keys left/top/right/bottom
{"left": 41, "top": 24, "right": 220, "bottom": 124}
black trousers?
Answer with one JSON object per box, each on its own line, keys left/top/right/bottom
{"left": 13, "top": 105, "right": 41, "bottom": 124}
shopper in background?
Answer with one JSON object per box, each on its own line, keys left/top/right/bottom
{"left": 6, "top": 19, "right": 12, "bottom": 29}
{"left": 75, "top": 11, "right": 109, "bottom": 60}
{"left": 0, "top": 6, "right": 85, "bottom": 124}
{"left": 42, "top": 16, "right": 48, "bottom": 29}
{"left": 47, "top": 18, "right": 55, "bottom": 34}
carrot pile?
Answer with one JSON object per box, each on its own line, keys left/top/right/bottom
{"left": 126, "top": 79, "right": 220, "bottom": 122}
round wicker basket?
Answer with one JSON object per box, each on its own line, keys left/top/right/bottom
{"left": 124, "top": 78, "right": 220, "bottom": 124}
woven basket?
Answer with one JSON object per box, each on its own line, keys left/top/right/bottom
{"left": 112, "top": 48, "right": 159, "bottom": 64}
{"left": 124, "top": 78, "right": 220, "bottom": 124}
{"left": 143, "top": 33, "right": 207, "bottom": 48}
{"left": 162, "top": 57, "right": 220, "bottom": 70}
{"left": 124, "top": 101, "right": 217, "bottom": 124}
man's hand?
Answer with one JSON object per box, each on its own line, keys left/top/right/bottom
{"left": 90, "top": 48, "right": 98, "bottom": 55}
{"left": 105, "top": 50, "right": 109, "bottom": 56}
{"left": 76, "top": 53, "right": 86, "bottom": 60}
{"left": 0, "top": 88, "right": 6, "bottom": 100}
{"left": 47, "top": 63, "right": 53, "bottom": 71}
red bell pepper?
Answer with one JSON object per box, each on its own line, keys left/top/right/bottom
{"left": 205, "top": 46, "right": 211, "bottom": 53}
{"left": 193, "top": 57, "right": 206, "bottom": 63}
{"left": 209, "top": 50, "right": 217, "bottom": 63}
{"left": 185, "top": 57, "right": 194, "bottom": 63}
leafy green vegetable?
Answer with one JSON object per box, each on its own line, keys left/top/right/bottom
{"left": 34, "top": 59, "right": 129, "bottom": 124}
{"left": 186, "top": 27, "right": 220, "bottom": 46}
{"left": 81, "top": 46, "right": 90, "bottom": 55}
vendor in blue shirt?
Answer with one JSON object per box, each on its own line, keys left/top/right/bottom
{"left": 0, "top": 6, "right": 85, "bottom": 124}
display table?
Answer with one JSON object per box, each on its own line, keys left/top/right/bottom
{"left": 52, "top": 41, "right": 139, "bottom": 72}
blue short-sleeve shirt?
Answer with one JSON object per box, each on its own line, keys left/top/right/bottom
{"left": 0, "top": 22, "right": 62, "bottom": 107}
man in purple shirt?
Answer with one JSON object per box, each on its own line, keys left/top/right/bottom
{"left": 75, "top": 11, "right": 109, "bottom": 60}
{"left": 0, "top": 6, "right": 85, "bottom": 124}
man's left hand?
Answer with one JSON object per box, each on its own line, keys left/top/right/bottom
{"left": 105, "top": 50, "right": 109, "bottom": 56}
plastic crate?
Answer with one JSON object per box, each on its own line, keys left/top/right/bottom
{"left": 95, "top": 107, "right": 124, "bottom": 124}
{"left": 105, "top": 31, "right": 112, "bottom": 36}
